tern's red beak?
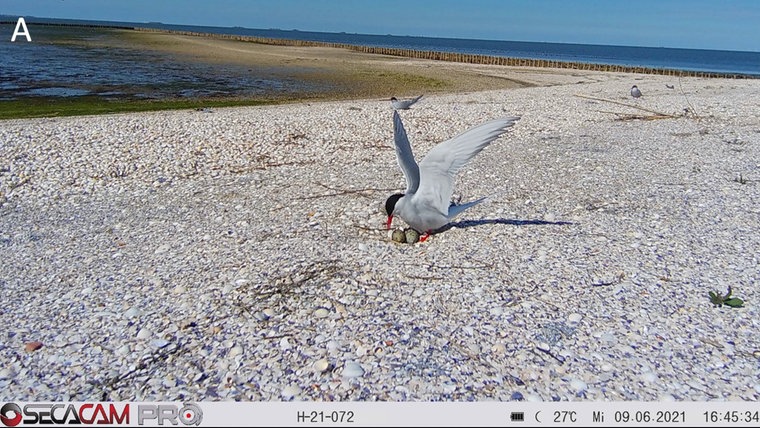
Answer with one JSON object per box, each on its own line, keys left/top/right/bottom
{"left": 386, "top": 215, "right": 393, "bottom": 229}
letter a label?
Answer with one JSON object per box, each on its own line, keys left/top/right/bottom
{"left": 12, "top": 17, "right": 32, "bottom": 42}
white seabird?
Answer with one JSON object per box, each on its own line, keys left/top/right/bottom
{"left": 385, "top": 110, "right": 520, "bottom": 241}
{"left": 390, "top": 95, "right": 423, "bottom": 110}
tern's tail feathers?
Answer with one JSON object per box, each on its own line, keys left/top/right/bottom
{"left": 447, "top": 188, "right": 510, "bottom": 219}
{"left": 447, "top": 196, "right": 487, "bottom": 219}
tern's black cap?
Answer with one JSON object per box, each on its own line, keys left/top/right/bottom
{"left": 385, "top": 193, "right": 404, "bottom": 216}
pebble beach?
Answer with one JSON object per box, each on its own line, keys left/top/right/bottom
{"left": 1, "top": 66, "right": 759, "bottom": 402}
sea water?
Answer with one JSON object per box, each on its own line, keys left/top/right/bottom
{"left": 0, "top": 22, "right": 322, "bottom": 101}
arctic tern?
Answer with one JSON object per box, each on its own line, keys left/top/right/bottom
{"left": 385, "top": 110, "right": 520, "bottom": 241}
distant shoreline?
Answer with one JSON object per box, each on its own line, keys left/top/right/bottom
{"left": 4, "top": 21, "right": 757, "bottom": 79}
{"left": 0, "top": 19, "right": 135, "bottom": 30}
{"left": 134, "top": 27, "right": 757, "bottom": 79}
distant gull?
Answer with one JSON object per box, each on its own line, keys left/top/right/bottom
{"left": 390, "top": 95, "right": 423, "bottom": 110}
{"left": 630, "top": 85, "right": 642, "bottom": 98}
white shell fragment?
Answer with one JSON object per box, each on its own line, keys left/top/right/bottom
{"left": 281, "top": 385, "right": 301, "bottom": 400}
{"left": 313, "top": 358, "right": 331, "bottom": 373}
{"left": 341, "top": 361, "right": 365, "bottom": 378}
{"left": 313, "top": 307, "right": 330, "bottom": 318}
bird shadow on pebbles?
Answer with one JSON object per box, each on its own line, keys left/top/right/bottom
{"left": 435, "top": 217, "right": 573, "bottom": 233}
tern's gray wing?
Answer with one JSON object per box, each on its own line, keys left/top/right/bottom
{"left": 392, "top": 95, "right": 423, "bottom": 109}
{"left": 417, "top": 116, "right": 520, "bottom": 213}
{"left": 393, "top": 110, "right": 420, "bottom": 194}
{"left": 407, "top": 95, "right": 423, "bottom": 107}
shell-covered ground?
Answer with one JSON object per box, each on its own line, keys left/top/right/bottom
{"left": 1, "top": 71, "right": 759, "bottom": 401}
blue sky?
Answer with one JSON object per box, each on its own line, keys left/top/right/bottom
{"left": 2, "top": 0, "right": 759, "bottom": 52}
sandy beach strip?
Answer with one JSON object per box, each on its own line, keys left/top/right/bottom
{"left": 2, "top": 29, "right": 552, "bottom": 119}
{"left": 109, "top": 30, "right": 542, "bottom": 99}
{"left": 1, "top": 61, "right": 759, "bottom": 402}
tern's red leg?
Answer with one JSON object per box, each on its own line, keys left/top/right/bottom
{"left": 419, "top": 231, "right": 431, "bottom": 242}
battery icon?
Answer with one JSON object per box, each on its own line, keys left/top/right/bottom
{"left": 510, "top": 412, "right": 525, "bottom": 422}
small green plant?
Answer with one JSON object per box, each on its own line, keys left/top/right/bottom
{"left": 709, "top": 286, "right": 744, "bottom": 308}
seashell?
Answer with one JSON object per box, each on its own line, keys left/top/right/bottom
{"left": 0, "top": 368, "right": 16, "bottom": 380}
{"left": 282, "top": 385, "right": 301, "bottom": 399}
{"left": 124, "top": 307, "right": 142, "bottom": 318}
{"left": 229, "top": 346, "right": 243, "bottom": 357}
{"left": 569, "top": 379, "right": 588, "bottom": 392}
{"left": 313, "top": 358, "right": 331, "bottom": 372}
{"left": 254, "top": 308, "right": 275, "bottom": 321}
{"left": 150, "top": 339, "right": 170, "bottom": 349}
{"left": 341, "top": 361, "right": 364, "bottom": 378}
{"left": 24, "top": 341, "right": 43, "bottom": 353}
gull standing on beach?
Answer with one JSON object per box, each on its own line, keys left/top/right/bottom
{"left": 385, "top": 110, "right": 520, "bottom": 241}
{"left": 390, "top": 95, "right": 423, "bottom": 110}
{"left": 631, "top": 85, "right": 642, "bottom": 98}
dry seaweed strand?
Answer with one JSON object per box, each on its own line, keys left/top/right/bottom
{"left": 575, "top": 93, "right": 678, "bottom": 120}
{"left": 295, "top": 182, "right": 397, "bottom": 200}
{"left": 678, "top": 75, "right": 701, "bottom": 119}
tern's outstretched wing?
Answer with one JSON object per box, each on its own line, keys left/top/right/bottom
{"left": 392, "top": 95, "right": 423, "bottom": 110}
{"left": 392, "top": 110, "right": 420, "bottom": 194}
{"left": 417, "top": 116, "right": 520, "bottom": 213}
{"left": 405, "top": 95, "right": 423, "bottom": 108}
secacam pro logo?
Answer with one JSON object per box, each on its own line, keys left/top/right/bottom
{"left": 1, "top": 402, "right": 203, "bottom": 426}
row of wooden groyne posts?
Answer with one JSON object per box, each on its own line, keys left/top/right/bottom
{"left": 132, "top": 28, "right": 755, "bottom": 79}
{"left": 9, "top": 21, "right": 754, "bottom": 79}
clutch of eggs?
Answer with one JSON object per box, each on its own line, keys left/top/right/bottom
{"left": 389, "top": 228, "right": 420, "bottom": 244}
